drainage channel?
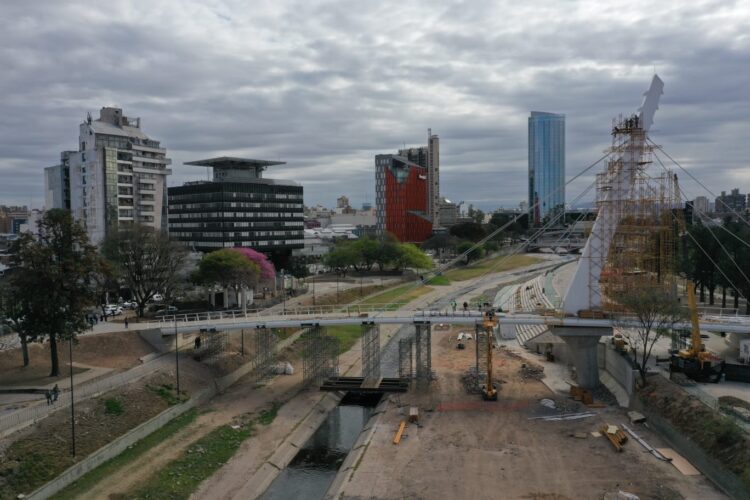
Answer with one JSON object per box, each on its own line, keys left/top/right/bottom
{"left": 260, "top": 392, "right": 382, "bottom": 500}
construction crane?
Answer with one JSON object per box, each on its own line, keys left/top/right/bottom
{"left": 482, "top": 305, "right": 499, "bottom": 401}
{"left": 669, "top": 281, "right": 725, "bottom": 382}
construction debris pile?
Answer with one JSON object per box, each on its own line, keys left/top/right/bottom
{"left": 461, "top": 367, "right": 503, "bottom": 395}
{"left": 601, "top": 424, "right": 628, "bottom": 452}
{"left": 520, "top": 363, "right": 544, "bottom": 380}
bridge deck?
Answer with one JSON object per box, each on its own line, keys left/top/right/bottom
{"left": 319, "top": 376, "right": 409, "bottom": 393}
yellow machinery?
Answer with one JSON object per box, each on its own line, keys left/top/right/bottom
{"left": 671, "top": 281, "right": 725, "bottom": 382}
{"left": 482, "top": 307, "right": 499, "bottom": 401}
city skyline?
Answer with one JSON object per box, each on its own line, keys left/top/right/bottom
{"left": 1, "top": 1, "right": 749, "bottom": 211}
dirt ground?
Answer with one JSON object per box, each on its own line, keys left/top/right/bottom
{"left": 338, "top": 327, "right": 726, "bottom": 500}
{"left": 77, "top": 350, "right": 308, "bottom": 500}
{"left": 0, "top": 331, "right": 155, "bottom": 387}
{"left": 0, "top": 372, "right": 179, "bottom": 499}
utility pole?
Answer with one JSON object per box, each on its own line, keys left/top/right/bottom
{"left": 281, "top": 270, "right": 286, "bottom": 315}
{"left": 241, "top": 328, "right": 245, "bottom": 356}
{"left": 481, "top": 304, "right": 498, "bottom": 401}
{"left": 69, "top": 338, "right": 76, "bottom": 456}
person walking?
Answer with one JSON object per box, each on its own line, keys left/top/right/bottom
{"left": 451, "top": 300, "right": 457, "bottom": 314}
{"left": 45, "top": 390, "right": 52, "bottom": 405}
{"left": 52, "top": 384, "right": 59, "bottom": 403}
{"left": 124, "top": 317, "right": 129, "bottom": 329}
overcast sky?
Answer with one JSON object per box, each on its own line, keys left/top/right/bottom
{"left": 1, "top": 0, "right": 749, "bottom": 211}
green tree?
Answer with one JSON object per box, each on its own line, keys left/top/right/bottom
{"left": 449, "top": 222, "right": 486, "bottom": 242}
{"left": 0, "top": 281, "right": 36, "bottom": 367}
{"left": 396, "top": 243, "right": 433, "bottom": 271}
{"left": 194, "top": 249, "right": 261, "bottom": 308}
{"left": 324, "top": 244, "right": 359, "bottom": 274}
{"left": 615, "top": 287, "right": 686, "bottom": 386}
{"left": 11, "top": 209, "right": 100, "bottom": 376}
{"left": 457, "top": 241, "right": 485, "bottom": 263}
{"left": 684, "top": 223, "right": 721, "bottom": 304}
{"left": 352, "top": 237, "right": 380, "bottom": 271}
{"left": 101, "top": 225, "right": 188, "bottom": 317}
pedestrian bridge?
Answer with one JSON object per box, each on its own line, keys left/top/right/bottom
{"left": 144, "top": 304, "right": 750, "bottom": 335}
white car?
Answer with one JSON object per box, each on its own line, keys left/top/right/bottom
{"left": 151, "top": 294, "right": 164, "bottom": 303}
{"left": 104, "top": 304, "right": 123, "bottom": 316}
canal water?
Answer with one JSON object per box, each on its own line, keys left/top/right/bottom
{"left": 260, "top": 393, "right": 381, "bottom": 500}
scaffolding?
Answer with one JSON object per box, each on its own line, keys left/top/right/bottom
{"left": 414, "top": 323, "right": 432, "bottom": 388}
{"left": 301, "top": 325, "right": 339, "bottom": 385}
{"left": 592, "top": 114, "right": 680, "bottom": 311}
{"left": 196, "top": 328, "right": 228, "bottom": 365}
{"left": 361, "top": 322, "right": 380, "bottom": 381}
{"left": 398, "top": 338, "right": 413, "bottom": 379}
{"left": 254, "top": 327, "right": 278, "bottom": 381}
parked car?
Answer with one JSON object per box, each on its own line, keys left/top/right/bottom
{"left": 121, "top": 301, "right": 137, "bottom": 310}
{"left": 155, "top": 305, "right": 178, "bottom": 317}
{"left": 104, "top": 304, "right": 123, "bottom": 316}
{"left": 151, "top": 293, "right": 164, "bottom": 303}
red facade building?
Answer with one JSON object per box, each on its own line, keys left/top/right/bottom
{"left": 375, "top": 155, "right": 433, "bottom": 243}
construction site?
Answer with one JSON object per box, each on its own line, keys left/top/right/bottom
{"left": 2, "top": 76, "right": 750, "bottom": 500}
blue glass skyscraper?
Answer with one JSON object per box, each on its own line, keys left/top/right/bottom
{"left": 528, "top": 111, "right": 565, "bottom": 225}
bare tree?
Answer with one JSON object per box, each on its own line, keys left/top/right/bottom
{"left": 102, "top": 225, "right": 188, "bottom": 317}
{"left": 615, "top": 287, "right": 686, "bottom": 386}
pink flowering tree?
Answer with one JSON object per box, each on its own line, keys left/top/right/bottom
{"left": 229, "top": 248, "right": 276, "bottom": 282}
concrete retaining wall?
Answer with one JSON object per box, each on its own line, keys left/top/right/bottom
{"left": 26, "top": 327, "right": 304, "bottom": 499}
{"left": 28, "top": 386, "right": 217, "bottom": 500}
{"left": 598, "top": 341, "right": 637, "bottom": 401}
{"left": 632, "top": 398, "right": 750, "bottom": 500}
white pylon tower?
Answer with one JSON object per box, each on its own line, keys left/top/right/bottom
{"left": 562, "top": 75, "right": 664, "bottom": 315}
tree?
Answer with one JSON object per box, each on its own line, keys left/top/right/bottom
{"left": 91, "top": 258, "right": 119, "bottom": 317}
{"left": 396, "top": 243, "right": 433, "bottom": 271}
{"left": 323, "top": 244, "right": 359, "bottom": 274}
{"left": 11, "top": 209, "right": 100, "bottom": 376}
{"left": 194, "top": 249, "right": 261, "bottom": 308}
{"left": 449, "top": 222, "right": 486, "bottom": 242}
{"left": 421, "top": 233, "right": 459, "bottom": 257}
{"left": 102, "top": 225, "right": 188, "bottom": 317}
{"left": 457, "top": 241, "right": 485, "bottom": 263}
{"left": 615, "top": 287, "right": 686, "bottom": 386}
{"left": 0, "top": 280, "right": 36, "bottom": 367}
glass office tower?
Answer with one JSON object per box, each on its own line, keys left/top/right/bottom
{"left": 528, "top": 111, "right": 565, "bottom": 226}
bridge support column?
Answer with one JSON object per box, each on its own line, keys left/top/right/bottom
{"left": 554, "top": 326, "right": 612, "bottom": 389}
{"left": 414, "top": 322, "right": 432, "bottom": 388}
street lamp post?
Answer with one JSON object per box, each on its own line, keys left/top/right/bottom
{"left": 174, "top": 317, "right": 180, "bottom": 396}
{"left": 69, "top": 338, "right": 76, "bottom": 457}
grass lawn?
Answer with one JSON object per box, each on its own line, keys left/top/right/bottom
{"left": 326, "top": 324, "right": 365, "bottom": 354}
{"left": 128, "top": 403, "right": 279, "bottom": 500}
{"left": 426, "top": 275, "right": 451, "bottom": 286}
{"left": 444, "top": 254, "right": 542, "bottom": 281}
{"left": 359, "top": 283, "right": 433, "bottom": 310}
{"left": 52, "top": 409, "right": 199, "bottom": 500}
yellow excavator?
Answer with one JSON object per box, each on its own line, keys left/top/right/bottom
{"left": 669, "top": 281, "right": 725, "bottom": 383}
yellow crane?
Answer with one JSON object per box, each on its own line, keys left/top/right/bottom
{"left": 671, "top": 281, "right": 725, "bottom": 382}
{"left": 482, "top": 306, "right": 499, "bottom": 401}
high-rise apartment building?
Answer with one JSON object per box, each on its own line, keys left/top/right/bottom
{"left": 375, "top": 154, "right": 432, "bottom": 243}
{"left": 715, "top": 188, "right": 745, "bottom": 214}
{"left": 397, "top": 130, "right": 440, "bottom": 230}
{"left": 692, "top": 196, "right": 709, "bottom": 216}
{"left": 528, "top": 111, "right": 565, "bottom": 226}
{"left": 44, "top": 107, "right": 171, "bottom": 243}
{"left": 167, "top": 157, "right": 303, "bottom": 267}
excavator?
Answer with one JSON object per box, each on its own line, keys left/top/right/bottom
{"left": 669, "top": 281, "right": 725, "bottom": 382}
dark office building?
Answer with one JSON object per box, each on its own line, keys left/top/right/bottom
{"left": 168, "top": 157, "right": 304, "bottom": 267}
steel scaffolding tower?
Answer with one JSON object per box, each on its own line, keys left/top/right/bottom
{"left": 415, "top": 323, "right": 432, "bottom": 387}
{"left": 301, "top": 325, "right": 339, "bottom": 385}
{"left": 254, "top": 327, "right": 278, "bottom": 381}
{"left": 199, "top": 329, "right": 228, "bottom": 365}
{"left": 361, "top": 322, "right": 380, "bottom": 381}
{"left": 398, "top": 338, "right": 413, "bottom": 379}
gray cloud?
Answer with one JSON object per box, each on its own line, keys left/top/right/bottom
{"left": 1, "top": 0, "right": 749, "bottom": 211}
